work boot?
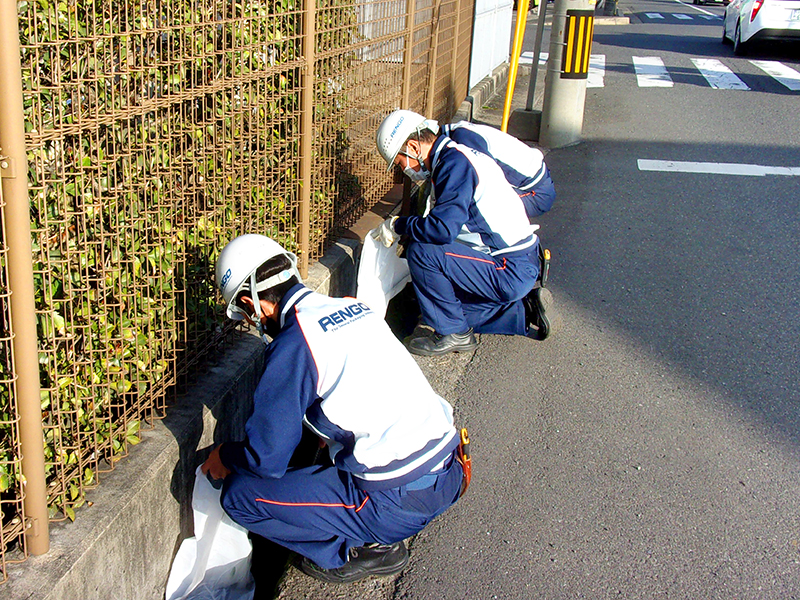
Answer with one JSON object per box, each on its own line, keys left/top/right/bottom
{"left": 299, "top": 541, "right": 409, "bottom": 584}
{"left": 524, "top": 287, "right": 558, "bottom": 340}
{"left": 407, "top": 328, "right": 478, "bottom": 356}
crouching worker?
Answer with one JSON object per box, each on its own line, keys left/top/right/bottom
{"left": 201, "top": 234, "right": 466, "bottom": 584}
{"left": 374, "top": 110, "right": 555, "bottom": 357}
{"left": 441, "top": 120, "right": 556, "bottom": 220}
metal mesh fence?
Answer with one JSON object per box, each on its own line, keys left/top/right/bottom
{"left": 0, "top": 180, "right": 27, "bottom": 584}
{"left": 0, "top": 0, "right": 474, "bottom": 580}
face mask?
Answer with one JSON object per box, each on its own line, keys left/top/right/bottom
{"left": 403, "top": 165, "right": 430, "bottom": 182}
{"left": 401, "top": 147, "right": 430, "bottom": 182}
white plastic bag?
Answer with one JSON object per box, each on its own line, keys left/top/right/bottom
{"left": 165, "top": 467, "right": 256, "bottom": 600}
{"left": 356, "top": 229, "right": 412, "bottom": 317}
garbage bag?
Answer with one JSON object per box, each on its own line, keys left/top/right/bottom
{"left": 356, "top": 228, "right": 412, "bottom": 317}
{"left": 165, "top": 467, "right": 255, "bottom": 600}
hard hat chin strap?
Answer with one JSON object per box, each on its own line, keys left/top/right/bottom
{"left": 247, "top": 267, "right": 295, "bottom": 344}
{"left": 249, "top": 270, "right": 263, "bottom": 321}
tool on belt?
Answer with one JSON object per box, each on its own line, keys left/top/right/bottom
{"left": 539, "top": 246, "right": 551, "bottom": 288}
{"left": 456, "top": 427, "right": 472, "bottom": 497}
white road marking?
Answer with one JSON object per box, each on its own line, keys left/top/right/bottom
{"left": 697, "top": 14, "right": 722, "bottom": 19}
{"left": 671, "top": 0, "right": 717, "bottom": 16}
{"left": 691, "top": 58, "right": 750, "bottom": 90}
{"left": 638, "top": 159, "right": 800, "bottom": 176}
{"left": 588, "top": 55, "right": 606, "bottom": 88}
{"left": 518, "top": 55, "right": 795, "bottom": 93}
{"left": 520, "top": 51, "right": 605, "bottom": 88}
{"left": 633, "top": 56, "right": 674, "bottom": 87}
{"left": 519, "top": 50, "right": 548, "bottom": 66}
{"left": 674, "top": 13, "right": 693, "bottom": 19}
{"left": 645, "top": 12, "right": 665, "bottom": 18}
{"left": 749, "top": 60, "right": 800, "bottom": 91}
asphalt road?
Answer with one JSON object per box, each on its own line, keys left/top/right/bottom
{"left": 390, "top": 2, "right": 800, "bottom": 599}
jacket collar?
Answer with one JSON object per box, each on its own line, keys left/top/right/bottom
{"left": 278, "top": 283, "right": 311, "bottom": 328}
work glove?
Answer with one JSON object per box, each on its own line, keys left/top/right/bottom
{"left": 373, "top": 216, "right": 398, "bottom": 248}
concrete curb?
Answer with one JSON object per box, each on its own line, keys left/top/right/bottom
{"left": 0, "top": 332, "right": 267, "bottom": 600}
{"left": 594, "top": 15, "right": 631, "bottom": 24}
{"left": 454, "top": 63, "right": 510, "bottom": 123}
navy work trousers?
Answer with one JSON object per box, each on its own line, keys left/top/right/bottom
{"left": 406, "top": 240, "right": 540, "bottom": 336}
{"left": 220, "top": 455, "right": 462, "bottom": 569}
{"left": 520, "top": 168, "right": 556, "bottom": 219}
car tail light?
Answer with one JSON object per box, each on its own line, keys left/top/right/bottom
{"left": 750, "top": 0, "right": 764, "bottom": 21}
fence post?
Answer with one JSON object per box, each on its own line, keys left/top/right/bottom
{"left": 448, "top": 0, "right": 463, "bottom": 117}
{"left": 425, "top": 0, "right": 443, "bottom": 118}
{"left": 0, "top": 0, "right": 49, "bottom": 555}
{"left": 402, "top": 0, "right": 416, "bottom": 110}
{"left": 298, "top": 0, "right": 316, "bottom": 279}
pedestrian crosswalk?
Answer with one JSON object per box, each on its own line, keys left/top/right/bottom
{"left": 750, "top": 60, "right": 800, "bottom": 91}
{"left": 643, "top": 12, "right": 722, "bottom": 20}
{"left": 633, "top": 56, "right": 674, "bottom": 87}
{"left": 518, "top": 51, "right": 800, "bottom": 92}
{"left": 690, "top": 58, "right": 750, "bottom": 90}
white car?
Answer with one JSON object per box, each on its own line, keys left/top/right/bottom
{"left": 722, "top": 0, "right": 800, "bottom": 54}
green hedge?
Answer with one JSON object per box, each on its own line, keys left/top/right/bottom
{"left": 1, "top": 0, "right": 357, "bottom": 525}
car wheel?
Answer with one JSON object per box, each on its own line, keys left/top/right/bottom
{"left": 733, "top": 20, "right": 747, "bottom": 55}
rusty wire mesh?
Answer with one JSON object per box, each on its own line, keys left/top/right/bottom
{"left": 0, "top": 182, "right": 27, "bottom": 584}
{"left": 0, "top": 0, "right": 474, "bottom": 580}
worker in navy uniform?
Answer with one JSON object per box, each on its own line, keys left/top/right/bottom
{"left": 374, "top": 110, "right": 557, "bottom": 357}
{"left": 441, "top": 120, "right": 556, "bottom": 220}
{"left": 202, "top": 234, "right": 466, "bottom": 584}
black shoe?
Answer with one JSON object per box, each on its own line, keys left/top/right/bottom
{"left": 407, "top": 329, "right": 478, "bottom": 356}
{"left": 299, "top": 541, "right": 409, "bottom": 584}
{"left": 525, "top": 287, "right": 557, "bottom": 340}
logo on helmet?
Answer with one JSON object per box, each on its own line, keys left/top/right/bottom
{"left": 389, "top": 115, "right": 405, "bottom": 140}
{"left": 220, "top": 268, "right": 232, "bottom": 291}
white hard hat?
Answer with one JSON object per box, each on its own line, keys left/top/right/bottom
{"left": 215, "top": 234, "right": 301, "bottom": 321}
{"left": 375, "top": 110, "right": 439, "bottom": 171}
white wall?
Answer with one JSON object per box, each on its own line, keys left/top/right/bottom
{"left": 469, "top": 0, "right": 514, "bottom": 89}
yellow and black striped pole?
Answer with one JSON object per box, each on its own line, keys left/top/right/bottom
{"left": 540, "top": 0, "right": 597, "bottom": 148}
{"left": 561, "top": 10, "right": 595, "bottom": 79}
